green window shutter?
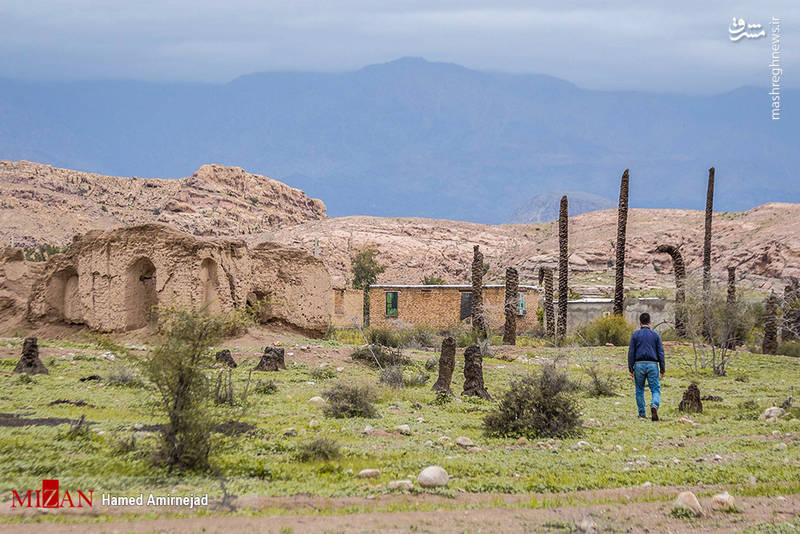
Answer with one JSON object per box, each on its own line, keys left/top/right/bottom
{"left": 386, "top": 291, "right": 398, "bottom": 317}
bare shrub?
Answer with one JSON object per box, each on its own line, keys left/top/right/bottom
{"left": 322, "top": 381, "right": 378, "bottom": 418}
{"left": 107, "top": 363, "right": 145, "bottom": 388}
{"left": 484, "top": 362, "right": 581, "bottom": 439}
{"left": 404, "top": 369, "right": 430, "bottom": 387}
{"left": 379, "top": 365, "right": 405, "bottom": 388}
{"left": 295, "top": 437, "right": 341, "bottom": 462}
{"left": 583, "top": 364, "right": 617, "bottom": 397}
{"left": 351, "top": 345, "right": 411, "bottom": 368}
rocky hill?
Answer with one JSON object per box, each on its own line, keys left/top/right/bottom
{"left": 254, "top": 203, "right": 800, "bottom": 296}
{"left": 508, "top": 191, "right": 616, "bottom": 223}
{"left": 0, "top": 160, "right": 326, "bottom": 247}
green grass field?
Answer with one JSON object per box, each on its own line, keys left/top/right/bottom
{"left": 0, "top": 334, "right": 798, "bottom": 528}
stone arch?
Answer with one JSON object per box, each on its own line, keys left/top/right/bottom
{"left": 199, "top": 258, "right": 220, "bottom": 312}
{"left": 125, "top": 257, "right": 157, "bottom": 330}
{"left": 46, "top": 266, "right": 82, "bottom": 323}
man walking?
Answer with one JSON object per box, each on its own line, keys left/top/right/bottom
{"left": 628, "top": 312, "right": 665, "bottom": 421}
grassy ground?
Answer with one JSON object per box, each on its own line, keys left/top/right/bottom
{"left": 0, "top": 331, "right": 798, "bottom": 531}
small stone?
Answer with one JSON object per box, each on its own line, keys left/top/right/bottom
{"left": 423, "top": 440, "right": 434, "bottom": 447}
{"left": 283, "top": 427, "right": 297, "bottom": 437}
{"left": 336, "top": 366, "right": 344, "bottom": 372}
{"left": 575, "top": 440, "right": 590, "bottom": 449}
{"left": 672, "top": 457, "right": 681, "bottom": 465}
{"left": 455, "top": 436, "right": 475, "bottom": 448}
{"left": 438, "top": 435, "right": 451, "bottom": 442}
{"left": 641, "top": 481, "right": 652, "bottom": 487}
{"left": 760, "top": 406, "right": 785, "bottom": 420}
{"left": 673, "top": 491, "right": 704, "bottom": 516}
{"left": 395, "top": 424, "right": 411, "bottom": 435}
{"left": 676, "top": 417, "right": 694, "bottom": 425}
{"left": 467, "top": 446, "right": 481, "bottom": 453}
{"left": 133, "top": 423, "right": 143, "bottom": 430}
{"left": 712, "top": 491, "right": 735, "bottom": 510}
{"left": 362, "top": 424, "right": 374, "bottom": 435}
{"left": 308, "top": 419, "right": 320, "bottom": 428}
{"left": 714, "top": 454, "right": 723, "bottom": 462}
{"left": 357, "top": 468, "right": 380, "bottom": 479}
{"left": 514, "top": 437, "right": 529, "bottom": 446}
{"left": 308, "top": 396, "right": 325, "bottom": 405}
{"left": 775, "top": 442, "right": 788, "bottom": 450}
{"left": 387, "top": 479, "right": 413, "bottom": 490}
{"left": 577, "top": 516, "right": 597, "bottom": 534}
{"left": 748, "top": 475, "right": 757, "bottom": 486}
{"left": 417, "top": 465, "right": 449, "bottom": 488}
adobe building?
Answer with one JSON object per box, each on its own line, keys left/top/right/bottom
{"left": 23, "top": 224, "right": 333, "bottom": 336}
{"left": 364, "top": 284, "right": 540, "bottom": 332}
{"left": 565, "top": 296, "right": 672, "bottom": 333}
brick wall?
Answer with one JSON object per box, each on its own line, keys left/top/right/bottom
{"left": 331, "top": 288, "right": 364, "bottom": 328}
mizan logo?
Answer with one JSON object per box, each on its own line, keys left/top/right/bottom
{"left": 11, "top": 479, "right": 94, "bottom": 509}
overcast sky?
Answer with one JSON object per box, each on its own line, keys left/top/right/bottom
{"left": 0, "top": 1, "right": 796, "bottom": 94}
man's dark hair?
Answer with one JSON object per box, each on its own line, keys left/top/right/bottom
{"left": 639, "top": 312, "right": 651, "bottom": 325}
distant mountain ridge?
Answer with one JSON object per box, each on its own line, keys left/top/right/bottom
{"left": 0, "top": 57, "right": 797, "bottom": 223}
{"left": 508, "top": 191, "right": 615, "bottom": 223}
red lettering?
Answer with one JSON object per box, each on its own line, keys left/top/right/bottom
{"left": 42, "top": 479, "right": 59, "bottom": 508}
{"left": 11, "top": 490, "right": 32, "bottom": 508}
{"left": 76, "top": 490, "right": 94, "bottom": 507}
{"left": 60, "top": 490, "right": 75, "bottom": 508}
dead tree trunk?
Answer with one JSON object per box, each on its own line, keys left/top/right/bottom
{"left": 703, "top": 167, "right": 715, "bottom": 338}
{"left": 254, "top": 346, "right": 286, "bottom": 371}
{"left": 14, "top": 337, "right": 48, "bottom": 375}
{"left": 763, "top": 292, "right": 779, "bottom": 355}
{"left": 432, "top": 336, "right": 456, "bottom": 395}
{"left": 503, "top": 267, "right": 518, "bottom": 345}
{"left": 613, "top": 169, "right": 630, "bottom": 316}
{"left": 654, "top": 244, "right": 687, "bottom": 337}
{"left": 471, "top": 245, "right": 487, "bottom": 339}
{"left": 781, "top": 277, "right": 799, "bottom": 343}
{"left": 462, "top": 345, "right": 491, "bottom": 400}
{"left": 539, "top": 267, "right": 555, "bottom": 337}
{"left": 557, "top": 195, "right": 569, "bottom": 342}
{"left": 725, "top": 266, "right": 737, "bottom": 349}
{"left": 727, "top": 266, "right": 736, "bottom": 304}
{"left": 362, "top": 288, "right": 370, "bottom": 328}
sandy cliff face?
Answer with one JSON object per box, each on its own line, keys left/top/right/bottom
{"left": 0, "top": 160, "right": 326, "bottom": 248}
{"left": 255, "top": 203, "right": 800, "bottom": 295}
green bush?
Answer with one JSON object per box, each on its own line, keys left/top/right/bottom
{"left": 404, "top": 369, "right": 431, "bottom": 387}
{"left": 254, "top": 380, "right": 277, "bottom": 395}
{"left": 295, "top": 437, "right": 341, "bottom": 462}
{"left": 351, "top": 345, "right": 411, "bottom": 368}
{"left": 107, "top": 363, "right": 145, "bottom": 388}
{"left": 309, "top": 366, "right": 337, "bottom": 380}
{"left": 484, "top": 363, "right": 581, "bottom": 439}
{"left": 577, "top": 314, "right": 635, "bottom": 346}
{"left": 777, "top": 341, "right": 800, "bottom": 357}
{"left": 367, "top": 327, "right": 438, "bottom": 349}
{"left": 322, "top": 381, "right": 378, "bottom": 418}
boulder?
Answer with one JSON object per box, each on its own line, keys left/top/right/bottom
{"left": 387, "top": 479, "right": 413, "bottom": 491}
{"left": 417, "top": 466, "right": 449, "bottom": 488}
{"left": 673, "top": 491, "right": 704, "bottom": 516}
{"left": 712, "top": 492, "right": 735, "bottom": 510}
{"left": 395, "top": 424, "right": 412, "bottom": 435}
{"left": 455, "top": 436, "right": 475, "bottom": 448}
{"left": 761, "top": 406, "right": 785, "bottom": 419}
{"left": 357, "top": 469, "right": 380, "bottom": 479}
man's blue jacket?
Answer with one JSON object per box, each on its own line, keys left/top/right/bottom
{"left": 627, "top": 326, "right": 665, "bottom": 374}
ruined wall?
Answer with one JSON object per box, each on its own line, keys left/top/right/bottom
{"left": 0, "top": 248, "right": 46, "bottom": 330}
{"left": 25, "top": 224, "right": 332, "bottom": 336}
{"left": 332, "top": 288, "right": 364, "bottom": 328}
{"left": 367, "top": 285, "right": 539, "bottom": 333}
{"left": 563, "top": 297, "right": 672, "bottom": 334}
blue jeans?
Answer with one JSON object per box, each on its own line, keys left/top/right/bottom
{"left": 634, "top": 362, "right": 661, "bottom": 416}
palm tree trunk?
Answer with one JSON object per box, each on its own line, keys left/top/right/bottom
{"left": 703, "top": 167, "right": 715, "bottom": 337}
{"left": 557, "top": 195, "right": 569, "bottom": 342}
{"left": 613, "top": 169, "right": 630, "bottom": 315}
{"left": 471, "top": 245, "right": 487, "bottom": 338}
{"left": 539, "top": 267, "right": 555, "bottom": 337}
{"left": 763, "top": 292, "right": 779, "bottom": 355}
{"left": 502, "top": 267, "right": 518, "bottom": 345}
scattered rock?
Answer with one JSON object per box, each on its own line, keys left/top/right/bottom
{"left": 362, "top": 425, "right": 374, "bottom": 435}
{"left": 641, "top": 481, "right": 652, "bottom": 488}
{"left": 13, "top": 338, "right": 48, "bottom": 375}
{"left": 387, "top": 479, "right": 413, "bottom": 491}
{"left": 215, "top": 349, "right": 237, "bottom": 368}
{"left": 577, "top": 516, "right": 597, "bottom": 534}
{"left": 283, "top": 427, "right": 297, "bottom": 437}
{"left": 357, "top": 468, "right": 380, "bottom": 479}
{"left": 673, "top": 491, "right": 704, "bottom": 516}
{"left": 676, "top": 417, "right": 694, "bottom": 425}
{"left": 395, "top": 424, "right": 412, "bottom": 435}
{"left": 700, "top": 395, "right": 723, "bottom": 402}
{"left": 79, "top": 375, "right": 102, "bottom": 382}
{"left": 455, "top": 436, "right": 475, "bottom": 448}
{"left": 761, "top": 406, "right": 785, "bottom": 420}
{"left": 417, "top": 465, "right": 449, "bottom": 488}
{"left": 712, "top": 491, "right": 736, "bottom": 510}
{"left": 308, "top": 419, "right": 320, "bottom": 428}
{"left": 308, "top": 396, "right": 325, "bottom": 405}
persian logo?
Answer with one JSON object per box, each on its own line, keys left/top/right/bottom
{"left": 11, "top": 479, "right": 94, "bottom": 508}
{"left": 729, "top": 17, "right": 766, "bottom": 41}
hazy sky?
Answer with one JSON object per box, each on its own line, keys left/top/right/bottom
{"left": 1, "top": 1, "right": 796, "bottom": 93}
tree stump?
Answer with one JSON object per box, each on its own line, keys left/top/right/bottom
{"left": 432, "top": 337, "right": 456, "bottom": 395}
{"left": 215, "top": 349, "right": 237, "bottom": 368}
{"left": 502, "top": 267, "right": 518, "bottom": 345}
{"left": 678, "top": 383, "right": 703, "bottom": 413}
{"left": 14, "top": 337, "right": 48, "bottom": 375}
{"left": 462, "top": 345, "right": 491, "bottom": 400}
{"left": 254, "top": 346, "right": 286, "bottom": 371}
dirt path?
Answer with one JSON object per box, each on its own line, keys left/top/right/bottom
{"left": 2, "top": 486, "right": 797, "bottom": 533}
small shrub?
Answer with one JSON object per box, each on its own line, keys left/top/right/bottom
{"left": 577, "top": 315, "right": 635, "bottom": 346}
{"left": 404, "top": 370, "right": 430, "bottom": 387}
{"left": 735, "top": 399, "right": 760, "bottom": 420}
{"left": 351, "top": 345, "right": 411, "bottom": 368}
{"left": 295, "top": 437, "right": 341, "bottom": 462}
{"left": 368, "top": 327, "right": 404, "bottom": 348}
{"left": 309, "top": 367, "right": 337, "bottom": 381}
{"left": 433, "top": 390, "right": 453, "bottom": 405}
{"left": 107, "top": 364, "right": 145, "bottom": 387}
{"left": 484, "top": 363, "right": 581, "bottom": 439}
{"left": 379, "top": 365, "right": 405, "bottom": 388}
{"left": 322, "top": 381, "right": 378, "bottom": 418}
{"left": 424, "top": 357, "right": 438, "bottom": 371}
{"left": 60, "top": 415, "right": 91, "bottom": 441}
{"left": 583, "top": 364, "right": 616, "bottom": 397}
{"left": 254, "top": 380, "right": 277, "bottom": 395}
{"left": 421, "top": 275, "right": 446, "bottom": 285}
{"left": 777, "top": 341, "right": 800, "bottom": 357}
{"left": 669, "top": 506, "right": 696, "bottom": 520}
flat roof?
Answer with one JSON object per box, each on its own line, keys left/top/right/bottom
{"left": 369, "top": 284, "right": 540, "bottom": 290}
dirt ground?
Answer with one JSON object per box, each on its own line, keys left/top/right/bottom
{"left": 1, "top": 486, "right": 797, "bottom": 533}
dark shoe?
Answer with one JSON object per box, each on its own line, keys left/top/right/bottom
{"left": 638, "top": 415, "right": 647, "bottom": 419}
{"left": 651, "top": 406, "right": 659, "bottom": 422}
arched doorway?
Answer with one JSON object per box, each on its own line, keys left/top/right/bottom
{"left": 46, "top": 267, "right": 81, "bottom": 323}
{"left": 125, "top": 257, "right": 157, "bottom": 330}
{"left": 199, "top": 258, "right": 220, "bottom": 312}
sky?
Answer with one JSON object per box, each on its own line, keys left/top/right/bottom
{"left": 0, "top": 1, "right": 797, "bottom": 93}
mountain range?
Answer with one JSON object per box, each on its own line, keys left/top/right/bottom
{"left": 0, "top": 57, "right": 797, "bottom": 223}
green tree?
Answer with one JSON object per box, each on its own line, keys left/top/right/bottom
{"left": 421, "top": 275, "right": 446, "bottom": 285}
{"left": 351, "top": 247, "right": 386, "bottom": 327}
